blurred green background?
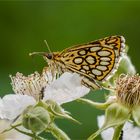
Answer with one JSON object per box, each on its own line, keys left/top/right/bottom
{"left": 0, "top": 1, "right": 139, "bottom": 139}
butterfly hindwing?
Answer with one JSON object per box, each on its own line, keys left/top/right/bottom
{"left": 43, "top": 35, "right": 125, "bottom": 89}
{"left": 58, "top": 36, "right": 125, "bottom": 82}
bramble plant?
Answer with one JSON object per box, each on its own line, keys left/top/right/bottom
{"left": 0, "top": 38, "right": 140, "bottom": 140}
{"left": 0, "top": 69, "right": 89, "bottom": 140}
{"left": 78, "top": 55, "right": 140, "bottom": 140}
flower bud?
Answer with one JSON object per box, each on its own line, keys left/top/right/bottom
{"left": 22, "top": 106, "right": 51, "bottom": 134}
{"left": 46, "top": 100, "right": 80, "bottom": 124}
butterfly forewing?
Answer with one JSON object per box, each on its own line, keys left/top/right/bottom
{"left": 46, "top": 36, "right": 125, "bottom": 89}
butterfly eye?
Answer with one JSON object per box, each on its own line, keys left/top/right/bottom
{"left": 46, "top": 53, "right": 53, "bottom": 59}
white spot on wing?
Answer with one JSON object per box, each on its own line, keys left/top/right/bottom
{"left": 83, "top": 65, "right": 89, "bottom": 70}
{"left": 92, "top": 69, "right": 102, "bottom": 76}
{"left": 80, "top": 69, "right": 86, "bottom": 73}
{"left": 100, "top": 57, "right": 111, "bottom": 61}
{"left": 78, "top": 50, "right": 86, "bottom": 55}
{"left": 90, "top": 47, "right": 101, "bottom": 52}
{"left": 120, "top": 36, "right": 125, "bottom": 43}
{"left": 86, "top": 56, "right": 95, "bottom": 64}
{"left": 97, "top": 66, "right": 107, "bottom": 71}
{"left": 98, "top": 51, "right": 111, "bottom": 56}
{"left": 74, "top": 57, "right": 83, "bottom": 64}
{"left": 100, "top": 61, "right": 110, "bottom": 65}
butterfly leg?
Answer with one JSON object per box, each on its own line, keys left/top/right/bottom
{"left": 82, "top": 77, "right": 102, "bottom": 90}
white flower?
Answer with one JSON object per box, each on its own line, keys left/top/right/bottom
{"left": 123, "top": 122, "right": 140, "bottom": 140}
{"left": 97, "top": 115, "right": 140, "bottom": 140}
{"left": 10, "top": 68, "right": 51, "bottom": 100}
{"left": 97, "top": 115, "right": 114, "bottom": 140}
{"left": 0, "top": 94, "right": 35, "bottom": 120}
{"left": 121, "top": 55, "right": 136, "bottom": 75}
{"left": 0, "top": 68, "right": 90, "bottom": 120}
{"left": 43, "top": 72, "right": 90, "bottom": 104}
{"left": 0, "top": 120, "right": 31, "bottom": 140}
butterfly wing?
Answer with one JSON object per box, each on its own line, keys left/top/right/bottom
{"left": 54, "top": 36, "right": 125, "bottom": 89}
{"left": 59, "top": 35, "right": 125, "bottom": 80}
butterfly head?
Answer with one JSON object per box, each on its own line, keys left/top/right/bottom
{"left": 44, "top": 53, "right": 53, "bottom": 60}
{"left": 29, "top": 52, "right": 53, "bottom": 59}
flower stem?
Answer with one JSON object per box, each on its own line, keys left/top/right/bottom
{"left": 113, "top": 124, "right": 123, "bottom": 140}
{"left": 77, "top": 98, "right": 109, "bottom": 110}
{"left": 1, "top": 123, "right": 22, "bottom": 134}
{"left": 47, "top": 123, "right": 70, "bottom": 140}
{"left": 87, "top": 129, "right": 102, "bottom": 140}
{"left": 13, "top": 127, "right": 46, "bottom": 140}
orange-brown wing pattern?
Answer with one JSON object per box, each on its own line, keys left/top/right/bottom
{"left": 56, "top": 36, "right": 125, "bottom": 82}
{"left": 50, "top": 36, "right": 125, "bottom": 89}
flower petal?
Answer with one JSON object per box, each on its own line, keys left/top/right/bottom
{"left": 10, "top": 71, "right": 49, "bottom": 100}
{"left": 0, "top": 94, "right": 36, "bottom": 120}
{"left": 97, "top": 115, "right": 114, "bottom": 140}
{"left": 0, "top": 120, "right": 31, "bottom": 140}
{"left": 123, "top": 121, "right": 140, "bottom": 140}
{"left": 43, "top": 72, "right": 90, "bottom": 104}
{"left": 98, "top": 115, "right": 140, "bottom": 140}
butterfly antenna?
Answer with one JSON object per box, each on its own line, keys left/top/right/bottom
{"left": 29, "top": 52, "right": 46, "bottom": 57}
{"left": 44, "top": 40, "right": 52, "bottom": 53}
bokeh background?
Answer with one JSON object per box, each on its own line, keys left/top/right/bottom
{"left": 0, "top": 1, "right": 139, "bottom": 139}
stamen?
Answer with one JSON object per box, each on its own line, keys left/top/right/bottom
{"left": 116, "top": 74, "right": 140, "bottom": 108}
{"left": 10, "top": 68, "right": 55, "bottom": 101}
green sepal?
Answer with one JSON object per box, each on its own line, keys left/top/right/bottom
{"left": 88, "top": 103, "right": 130, "bottom": 140}
{"left": 36, "top": 100, "right": 80, "bottom": 124}
{"left": 103, "top": 103, "right": 130, "bottom": 127}
{"left": 45, "top": 100, "right": 81, "bottom": 124}
{"left": 77, "top": 98, "right": 115, "bottom": 110}
{"left": 132, "top": 106, "right": 140, "bottom": 126}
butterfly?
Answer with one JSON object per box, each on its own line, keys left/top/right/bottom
{"left": 30, "top": 35, "right": 125, "bottom": 90}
